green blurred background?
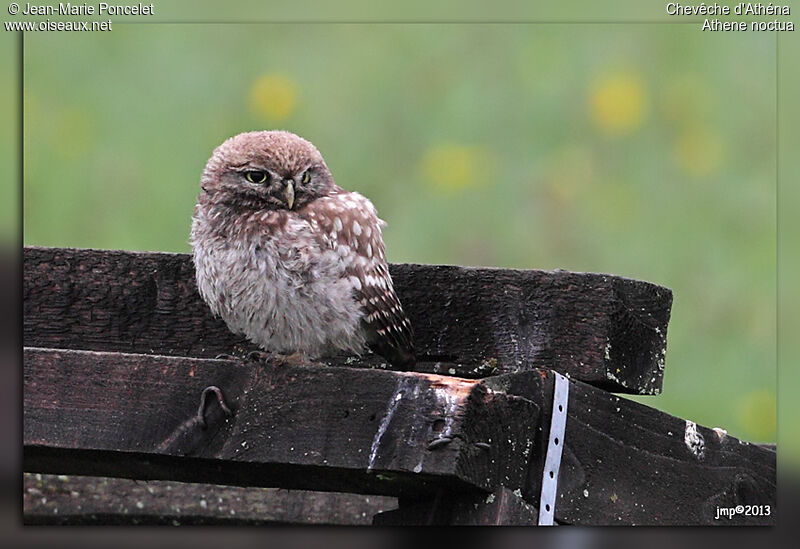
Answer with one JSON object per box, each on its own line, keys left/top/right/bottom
{"left": 21, "top": 22, "right": 776, "bottom": 443}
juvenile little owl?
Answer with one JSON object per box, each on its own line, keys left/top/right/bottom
{"left": 190, "top": 130, "right": 415, "bottom": 368}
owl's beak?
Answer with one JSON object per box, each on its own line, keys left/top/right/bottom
{"left": 284, "top": 180, "right": 295, "bottom": 209}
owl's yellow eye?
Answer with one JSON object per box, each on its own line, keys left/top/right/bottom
{"left": 245, "top": 171, "right": 268, "bottom": 184}
{"left": 302, "top": 171, "right": 311, "bottom": 184}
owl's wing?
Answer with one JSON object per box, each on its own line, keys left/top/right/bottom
{"left": 306, "top": 191, "right": 416, "bottom": 369}
{"left": 356, "top": 260, "right": 416, "bottom": 369}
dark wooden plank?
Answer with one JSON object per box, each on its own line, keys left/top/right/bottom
{"left": 23, "top": 246, "right": 672, "bottom": 394}
{"left": 485, "top": 370, "right": 777, "bottom": 525}
{"left": 372, "top": 486, "right": 539, "bottom": 525}
{"left": 23, "top": 347, "right": 539, "bottom": 498}
{"left": 23, "top": 473, "right": 395, "bottom": 525}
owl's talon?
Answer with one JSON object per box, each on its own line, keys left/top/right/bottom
{"left": 246, "top": 350, "right": 277, "bottom": 363}
{"left": 214, "top": 353, "right": 235, "bottom": 360}
{"left": 195, "top": 385, "right": 233, "bottom": 430}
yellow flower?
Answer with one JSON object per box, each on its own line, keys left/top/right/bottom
{"left": 589, "top": 72, "right": 648, "bottom": 136}
{"left": 673, "top": 126, "right": 724, "bottom": 178}
{"left": 249, "top": 73, "right": 298, "bottom": 121}
{"left": 420, "top": 144, "right": 496, "bottom": 193}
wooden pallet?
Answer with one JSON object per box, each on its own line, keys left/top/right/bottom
{"left": 23, "top": 247, "right": 775, "bottom": 525}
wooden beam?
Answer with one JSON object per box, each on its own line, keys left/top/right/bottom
{"left": 486, "top": 370, "right": 777, "bottom": 525}
{"left": 23, "top": 473, "right": 395, "bottom": 525}
{"left": 372, "top": 486, "right": 540, "bottom": 525}
{"left": 24, "top": 347, "right": 539, "bottom": 498}
{"left": 23, "top": 246, "right": 672, "bottom": 394}
{"left": 22, "top": 347, "right": 774, "bottom": 525}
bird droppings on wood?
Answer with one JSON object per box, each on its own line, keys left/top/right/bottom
{"left": 367, "top": 376, "right": 416, "bottom": 472}
{"left": 521, "top": 437, "right": 534, "bottom": 459}
{"left": 605, "top": 369, "right": 623, "bottom": 385}
{"left": 684, "top": 420, "right": 706, "bottom": 460}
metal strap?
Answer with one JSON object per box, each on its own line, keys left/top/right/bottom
{"left": 538, "top": 372, "right": 569, "bottom": 526}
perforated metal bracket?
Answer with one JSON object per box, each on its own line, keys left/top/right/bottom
{"left": 538, "top": 372, "right": 569, "bottom": 526}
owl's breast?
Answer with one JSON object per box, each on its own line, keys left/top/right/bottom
{"left": 191, "top": 207, "right": 363, "bottom": 356}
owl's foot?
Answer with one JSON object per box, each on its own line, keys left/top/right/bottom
{"left": 214, "top": 351, "right": 277, "bottom": 362}
{"left": 246, "top": 350, "right": 279, "bottom": 364}
{"left": 246, "top": 351, "right": 312, "bottom": 367}
{"left": 278, "top": 352, "right": 311, "bottom": 366}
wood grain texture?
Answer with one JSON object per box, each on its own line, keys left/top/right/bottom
{"left": 22, "top": 347, "right": 774, "bottom": 525}
{"left": 23, "top": 473, "right": 395, "bottom": 525}
{"left": 23, "top": 246, "right": 672, "bottom": 394}
{"left": 373, "top": 486, "right": 540, "bottom": 526}
{"left": 486, "top": 370, "right": 777, "bottom": 525}
{"left": 23, "top": 347, "right": 539, "bottom": 498}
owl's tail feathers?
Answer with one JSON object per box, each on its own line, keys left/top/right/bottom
{"left": 364, "top": 323, "right": 416, "bottom": 370}
{"left": 357, "top": 279, "right": 417, "bottom": 370}
{"left": 367, "top": 334, "right": 417, "bottom": 370}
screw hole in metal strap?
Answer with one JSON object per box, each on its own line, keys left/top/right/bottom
{"left": 538, "top": 372, "right": 569, "bottom": 526}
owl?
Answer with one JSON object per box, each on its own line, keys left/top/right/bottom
{"left": 190, "top": 130, "right": 415, "bottom": 369}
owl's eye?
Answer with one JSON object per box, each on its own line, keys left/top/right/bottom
{"left": 302, "top": 171, "right": 311, "bottom": 184}
{"left": 244, "top": 171, "right": 268, "bottom": 184}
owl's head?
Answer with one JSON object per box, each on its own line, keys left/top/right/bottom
{"left": 201, "top": 130, "right": 336, "bottom": 211}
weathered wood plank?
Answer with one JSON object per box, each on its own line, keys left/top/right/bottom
{"left": 23, "top": 246, "right": 672, "bottom": 394}
{"left": 23, "top": 473, "right": 395, "bottom": 525}
{"left": 485, "top": 370, "right": 777, "bottom": 525}
{"left": 23, "top": 347, "right": 539, "bottom": 498}
{"left": 372, "top": 486, "right": 540, "bottom": 525}
{"left": 22, "top": 347, "right": 774, "bottom": 525}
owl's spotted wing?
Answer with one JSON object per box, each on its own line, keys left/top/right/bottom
{"left": 304, "top": 190, "right": 415, "bottom": 368}
{"left": 357, "top": 260, "right": 415, "bottom": 368}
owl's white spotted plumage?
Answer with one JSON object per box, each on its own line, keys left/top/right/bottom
{"left": 190, "top": 130, "right": 415, "bottom": 368}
